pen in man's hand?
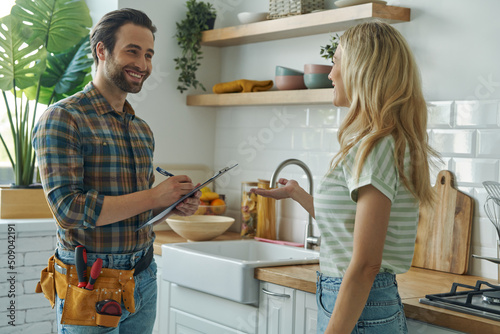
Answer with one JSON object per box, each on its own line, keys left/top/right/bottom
{"left": 156, "top": 166, "right": 174, "bottom": 177}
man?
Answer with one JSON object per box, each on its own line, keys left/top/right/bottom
{"left": 33, "top": 8, "right": 200, "bottom": 333}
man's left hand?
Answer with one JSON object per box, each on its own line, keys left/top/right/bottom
{"left": 172, "top": 184, "right": 201, "bottom": 216}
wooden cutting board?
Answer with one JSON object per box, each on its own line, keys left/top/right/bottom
{"left": 411, "top": 170, "right": 474, "bottom": 274}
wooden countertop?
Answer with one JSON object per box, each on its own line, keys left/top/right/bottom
{"left": 255, "top": 265, "right": 500, "bottom": 333}
{"left": 153, "top": 234, "right": 500, "bottom": 332}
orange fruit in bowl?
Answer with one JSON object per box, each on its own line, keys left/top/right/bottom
{"left": 194, "top": 201, "right": 209, "bottom": 215}
{"left": 210, "top": 198, "right": 226, "bottom": 215}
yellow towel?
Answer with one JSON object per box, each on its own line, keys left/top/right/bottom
{"left": 213, "top": 79, "right": 273, "bottom": 94}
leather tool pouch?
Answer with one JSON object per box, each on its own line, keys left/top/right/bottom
{"left": 36, "top": 255, "right": 136, "bottom": 328}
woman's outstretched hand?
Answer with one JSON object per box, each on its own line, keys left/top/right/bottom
{"left": 252, "top": 178, "right": 315, "bottom": 218}
{"left": 250, "top": 178, "right": 299, "bottom": 200}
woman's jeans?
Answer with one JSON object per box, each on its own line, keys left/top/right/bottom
{"left": 316, "top": 272, "right": 408, "bottom": 334}
{"left": 55, "top": 248, "right": 157, "bottom": 334}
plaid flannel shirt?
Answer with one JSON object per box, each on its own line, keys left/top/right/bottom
{"left": 32, "top": 82, "right": 156, "bottom": 253}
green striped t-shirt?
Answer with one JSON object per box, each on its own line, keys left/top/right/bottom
{"left": 314, "top": 135, "right": 419, "bottom": 277}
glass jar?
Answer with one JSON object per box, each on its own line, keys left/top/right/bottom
{"left": 241, "top": 182, "right": 258, "bottom": 238}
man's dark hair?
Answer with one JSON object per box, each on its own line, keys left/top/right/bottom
{"left": 90, "top": 8, "right": 157, "bottom": 67}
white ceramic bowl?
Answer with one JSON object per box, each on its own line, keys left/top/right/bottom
{"left": 167, "top": 215, "right": 234, "bottom": 242}
{"left": 237, "top": 12, "right": 268, "bottom": 24}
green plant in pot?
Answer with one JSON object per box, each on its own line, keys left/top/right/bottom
{"left": 0, "top": 0, "right": 93, "bottom": 187}
{"left": 174, "top": 0, "right": 216, "bottom": 93}
{"left": 320, "top": 33, "right": 340, "bottom": 62}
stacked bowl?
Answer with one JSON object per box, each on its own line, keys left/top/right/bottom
{"left": 275, "top": 66, "right": 307, "bottom": 90}
{"left": 304, "top": 64, "right": 332, "bottom": 89}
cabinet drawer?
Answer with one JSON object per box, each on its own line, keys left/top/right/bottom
{"left": 170, "top": 308, "right": 246, "bottom": 334}
{"left": 170, "top": 283, "right": 258, "bottom": 333}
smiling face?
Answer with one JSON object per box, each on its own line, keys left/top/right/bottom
{"left": 102, "top": 23, "right": 155, "bottom": 94}
{"left": 328, "top": 46, "right": 349, "bottom": 107}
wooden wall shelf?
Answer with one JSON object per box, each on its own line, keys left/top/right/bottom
{"left": 186, "top": 89, "right": 334, "bottom": 107}
{"left": 201, "top": 3, "right": 410, "bottom": 47}
{"left": 189, "top": 3, "right": 410, "bottom": 107}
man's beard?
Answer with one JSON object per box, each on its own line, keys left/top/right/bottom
{"left": 104, "top": 55, "right": 148, "bottom": 93}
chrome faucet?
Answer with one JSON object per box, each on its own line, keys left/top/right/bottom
{"left": 270, "top": 159, "right": 321, "bottom": 250}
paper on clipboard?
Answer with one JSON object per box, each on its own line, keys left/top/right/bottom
{"left": 135, "top": 163, "right": 238, "bottom": 231}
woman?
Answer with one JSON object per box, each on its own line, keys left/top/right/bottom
{"left": 252, "top": 21, "right": 438, "bottom": 334}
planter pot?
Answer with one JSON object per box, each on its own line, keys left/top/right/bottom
{"left": 206, "top": 16, "right": 216, "bottom": 30}
{"left": 0, "top": 187, "right": 53, "bottom": 219}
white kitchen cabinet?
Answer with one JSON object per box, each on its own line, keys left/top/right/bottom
{"left": 256, "top": 282, "right": 466, "bottom": 334}
{"left": 257, "top": 282, "right": 318, "bottom": 334}
{"left": 258, "top": 282, "right": 296, "bottom": 334}
{"left": 155, "top": 253, "right": 465, "bottom": 334}
{"left": 169, "top": 308, "right": 245, "bottom": 334}
{"left": 294, "top": 290, "right": 318, "bottom": 334}
{"left": 159, "top": 279, "right": 259, "bottom": 334}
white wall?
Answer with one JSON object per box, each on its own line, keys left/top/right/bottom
{"left": 83, "top": 0, "right": 500, "bottom": 279}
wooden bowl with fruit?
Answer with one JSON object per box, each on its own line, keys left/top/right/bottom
{"left": 195, "top": 187, "right": 227, "bottom": 215}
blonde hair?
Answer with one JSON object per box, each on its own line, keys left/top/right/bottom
{"left": 330, "top": 21, "right": 439, "bottom": 207}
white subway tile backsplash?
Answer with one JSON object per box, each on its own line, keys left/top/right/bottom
{"left": 322, "top": 128, "right": 340, "bottom": 152}
{"left": 429, "top": 157, "right": 451, "bottom": 179}
{"left": 337, "top": 107, "right": 349, "bottom": 126}
{"left": 430, "top": 129, "right": 476, "bottom": 156}
{"left": 477, "top": 129, "right": 500, "bottom": 158}
{"left": 472, "top": 217, "right": 499, "bottom": 249}
{"left": 307, "top": 106, "right": 339, "bottom": 128}
{"left": 277, "top": 216, "right": 308, "bottom": 244}
{"left": 308, "top": 152, "right": 336, "bottom": 178}
{"left": 282, "top": 106, "right": 309, "bottom": 128}
{"left": 473, "top": 188, "right": 497, "bottom": 219}
{"left": 455, "top": 100, "right": 499, "bottom": 128}
{"left": 469, "top": 245, "right": 499, "bottom": 279}
{"left": 427, "top": 101, "right": 453, "bottom": 128}
{"left": 451, "top": 158, "right": 499, "bottom": 186}
{"left": 292, "top": 128, "right": 323, "bottom": 151}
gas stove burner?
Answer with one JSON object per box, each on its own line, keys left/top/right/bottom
{"left": 420, "top": 280, "right": 500, "bottom": 321}
{"left": 483, "top": 291, "right": 500, "bottom": 305}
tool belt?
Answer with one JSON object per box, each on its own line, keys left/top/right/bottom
{"left": 35, "top": 247, "right": 153, "bottom": 328}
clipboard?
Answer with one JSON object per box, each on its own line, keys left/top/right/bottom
{"left": 135, "top": 163, "right": 238, "bottom": 231}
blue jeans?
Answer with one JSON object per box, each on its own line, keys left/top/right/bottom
{"left": 316, "top": 272, "right": 408, "bottom": 334}
{"left": 55, "top": 248, "right": 157, "bottom": 334}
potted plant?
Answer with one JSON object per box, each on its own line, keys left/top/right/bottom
{"left": 0, "top": 0, "right": 93, "bottom": 218}
{"left": 174, "top": 0, "right": 216, "bottom": 93}
{"left": 320, "top": 33, "right": 340, "bottom": 62}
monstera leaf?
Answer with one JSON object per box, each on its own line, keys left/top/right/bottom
{"left": 24, "top": 36, "right": 93, "bottom": 104}
{"left": 11, "top": 0, "right": 92, "bottom": 53}
{"left": 0, "top": 15, "right": 47, "bottom": 91}
{"left": 0, "top": 0, "right": 92, "bottom": 186}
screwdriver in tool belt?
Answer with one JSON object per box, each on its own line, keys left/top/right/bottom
{"left": 75, "top": 245, "right": 87, "bottom": 288}
{"left": 85, "top": 258, "right": 102, "bottom": 290}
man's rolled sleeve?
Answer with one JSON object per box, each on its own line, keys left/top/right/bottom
{"left": 34, "top": 107, "right": 103, "bottom": 230}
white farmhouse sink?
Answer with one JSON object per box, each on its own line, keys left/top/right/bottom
{"left": 161, "top": 239, "right": 319, "bottom": 304}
